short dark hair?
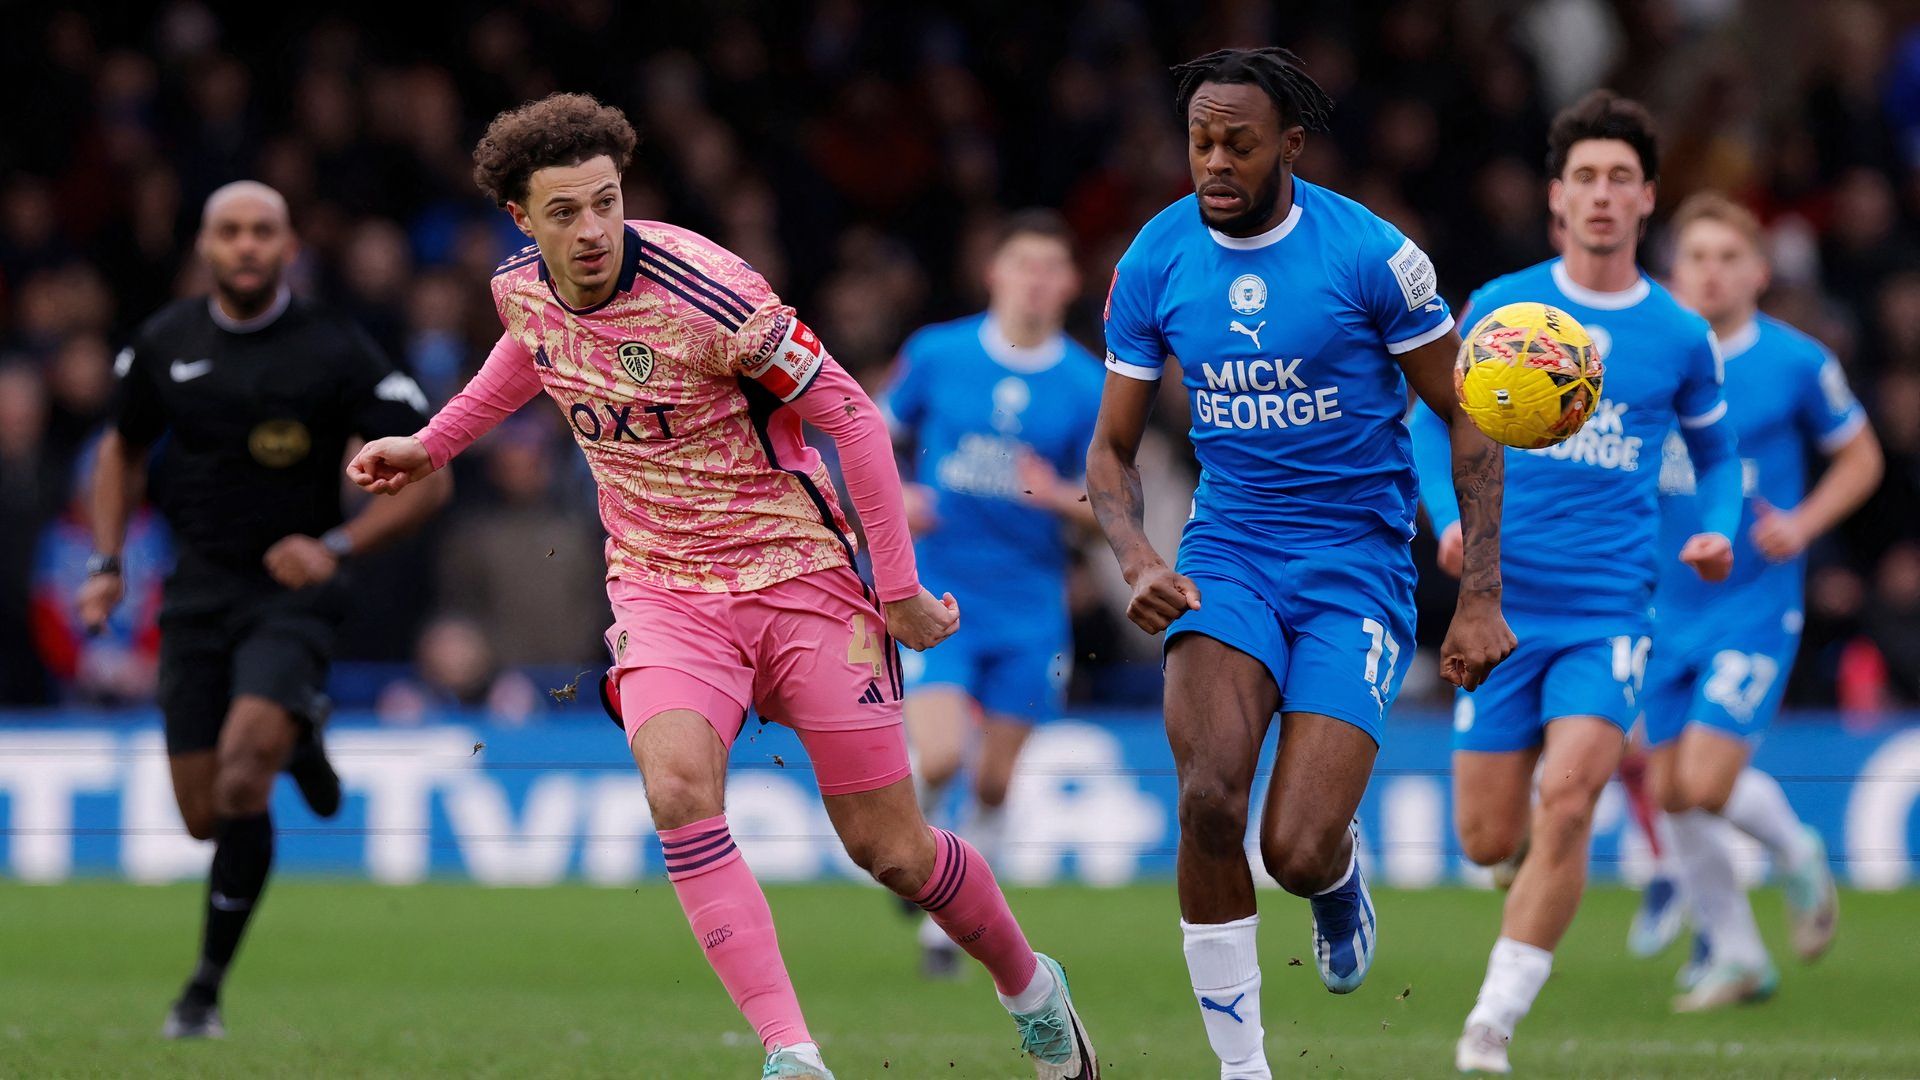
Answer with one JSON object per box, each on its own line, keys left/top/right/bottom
{"left": 1171, "top": 47, "right": 1334, "bottom": 133}
{"left": 996, "top": 208, "right": 1074, "bottom": 252}
{"left": 1547, "top": 89, "right": 1660, "bottom": 182}
{"left": 472, "top": 92, "right": 638, "bottom": 208}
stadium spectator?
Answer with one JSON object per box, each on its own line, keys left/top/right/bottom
{"left": 29, "top": 437, "right": 170, "bottom": 704}
{"left": 374, "top": 613, "right": 539, "bottom": 725}
{"left": 0, "top": 0, "right": 1916, "bottom": 714}
{"left": 432, "top": 417, "right": 605, "bottom": 668}
{"left": 1868, "top": 542, "right": 1920, "bottom": 704}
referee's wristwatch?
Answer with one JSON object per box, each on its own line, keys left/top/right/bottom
{"left": 85, "top": 553, "right": 122, "bottom": 578}
{"left": 320, "top": 527, "right": 355, "bottom": 559}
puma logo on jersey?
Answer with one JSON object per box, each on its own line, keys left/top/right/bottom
{"left": 169, "top": 359, "right": 214, "bottom": 382}
{"left": 1228, "top": 320, "right": 1265, "bottom": 350}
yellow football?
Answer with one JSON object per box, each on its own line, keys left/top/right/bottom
{"left": 1453, "top": 301, "right": 1606, "bottom": 449}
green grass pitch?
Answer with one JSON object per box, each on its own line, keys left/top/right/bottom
{"left": 4, "top": 882, "right": 1916, "bottom": 1077}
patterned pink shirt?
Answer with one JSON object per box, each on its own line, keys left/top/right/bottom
{"left": 417, "top": 220, "right": 918, "bottom": 600}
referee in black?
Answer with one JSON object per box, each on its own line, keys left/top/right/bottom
{"left": 80, "top": 181, "right": 451, "bottom": 1039}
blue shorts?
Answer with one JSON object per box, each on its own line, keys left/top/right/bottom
{"left": 1642, "top": 601, "right": 1801, "bottom": 747}
{"left": 902, "top": 618, "right": 1068, "bottom": 723}
{"left": 1452, "top": 606, "right": 1649, "bottom": 753}
{"left": 1164, "top": 520, "right": 1416, "bottom": 747}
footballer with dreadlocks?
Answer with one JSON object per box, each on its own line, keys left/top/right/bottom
{"left": 1086, "top": 48, "right": 1514, "bottom": 1076}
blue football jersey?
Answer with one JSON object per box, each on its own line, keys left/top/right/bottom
{"left": 1103, "top": 180, "right": 1455, "bottom": 543}
{"left": 1656, "top": 314, "right": 1867, "bottom": 619}
{"left": 1414, "top": 259, "right": 1738, "bottom": 618}
{"left": 881, "top": 313, "right": 1104, "bottom": 631}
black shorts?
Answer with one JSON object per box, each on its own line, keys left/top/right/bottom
{"left": 157, "top": 558, "right": 346, "bottom": 756}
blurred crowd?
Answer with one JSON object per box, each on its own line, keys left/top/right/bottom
{"left": 3, "top": 0, "right": 1920, "bottom": 720}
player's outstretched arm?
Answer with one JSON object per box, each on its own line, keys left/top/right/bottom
{"left": 371, "top": 333, "right": 544, "bottom": 490}
{"left": 1086, "top": 371, "right": 1200, "bottom": 635}
{"left": 1396, "top": 332, "right": 1515, "bottom": 690}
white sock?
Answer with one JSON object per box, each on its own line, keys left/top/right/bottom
{"left": 1465, "top": 937, "right": 1553, "bottom": 1039}
{"left": 996, "top": 957, "right": 1056, "bottom": 1015}
{"left": 1671, "top": 811, "right": 1766, "bottom": 968}
{"left": 779, "top": 1041, "right": 822, "bottom": 1063}
{"left": 1650, "top": 809, "right": 1683, "bottom": 882}
{"left": 1182, "top": 915, "right": 1269, "bottom": 1078}
{"left": 1722, "top": 768, "right": 1817, "bottom": 870}
{"left": 961, "top": 802, "right": 1008, "bottom": 865}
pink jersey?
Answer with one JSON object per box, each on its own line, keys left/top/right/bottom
{"left": 417, "top": 220, "right": 918, "bottom": 600}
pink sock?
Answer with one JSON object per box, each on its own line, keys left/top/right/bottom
{"left": 660, "top": 816, "right": 810, "bottom": 1051}
{"left": 912, "top": 827, "right": 1040, "bottom": 996}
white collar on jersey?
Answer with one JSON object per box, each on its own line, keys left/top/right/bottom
{"left": 1550, "top": 261, "right": 1649, "bottom": 310}
{"left": 1207, "top": 200, "right": 1304, "bottom": 251}
{"left": 209, "top": 285, "right": 292, "bottom": 333}
{"left": 979, "top": 315, "right": 1066, "bottom": 373}
{"left": 1716, "top": 319, "right": 1761, "bottom": 359}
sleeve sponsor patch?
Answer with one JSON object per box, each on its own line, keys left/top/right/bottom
{"left": 1388, "top": 237, "right": 1438, "bottom": 312}
{"left": 743, "top": 314, "right": 825, "bottom": 402}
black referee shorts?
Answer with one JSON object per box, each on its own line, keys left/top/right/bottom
{"left": 156, "top": 560, "right": 346, "bottom": 756}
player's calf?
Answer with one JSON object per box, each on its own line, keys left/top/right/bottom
{"left": 659, "top": 814, "right": 816, "bottom": 1054}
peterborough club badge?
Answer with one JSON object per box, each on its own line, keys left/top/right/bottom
{"left": 616, "top": 341, "right": 654, "bottom": 384}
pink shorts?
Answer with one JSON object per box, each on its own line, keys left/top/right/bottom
{"left": 604, "top": 565, "right": 910, "bottom": 796}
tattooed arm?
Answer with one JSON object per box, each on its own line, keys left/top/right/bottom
{"left": 1398, "top": 332, "right": 1516, "bottom": 690}
{"left": 1086, "top": 371, "right": 1201, "bottom": 634}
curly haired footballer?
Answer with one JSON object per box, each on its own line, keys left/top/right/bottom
{"left": 470, "top": 92, "right": 637, "bottom": 208}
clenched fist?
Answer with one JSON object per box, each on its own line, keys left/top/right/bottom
{"left": 264, "top": 535, "right": 339, "bottom": 590}
{"left": 348, "top": 436, "right": 434, "bottom": 495}
{"left": 1124, "top": 560, "right": 1202, "bottom": 635}
{"left": 884, "top": 588, "right": 960, "bottom": 651}
{"left": 1680, "top": 532, "right": 1733, "bottom": 582}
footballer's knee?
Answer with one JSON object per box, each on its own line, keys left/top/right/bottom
{"left": 1534, "top": 775, "right": 1604, "bottom": 852}
{"left": 1683, "top": 769, "right": 1738, "bottom": 815}
{"left": 847, "top": 827, "right": 937, "bottom": 896}
{"left": 915, "top": 744, "right": 964, "bottom": 791}
{"left": 1458, "top": 814, "right": 1524, "bottom": 867}
{"left": 213, "top": 741, "right": 279, "bottom": 818}
{"left": 211, "top": 768, "right": 273, "bottom": 819}
{"left": 181, "top": 808, "right": 218, "bottom": 841}
{"left": 1651, "top": 744, "right": 1712, "bottom": 813}
{"left": 973, "top": 770, "right": 1011, "bottom": 809}
{"left": 1176, "top": 771, "right": 1251, "bottom": 859}
{"left": 1261, "top": 824, "right": 1349, "bottom": 896}
{"left": 642, "top": 770, "right": 725, "bottom": 830}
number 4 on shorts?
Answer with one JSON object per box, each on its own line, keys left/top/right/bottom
{"left": 848, "top": 613, "right": 886, "bottom": 680}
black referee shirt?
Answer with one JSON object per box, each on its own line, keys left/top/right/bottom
{"left": 112, "top": 290, "right": 430, "bottom": 572}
